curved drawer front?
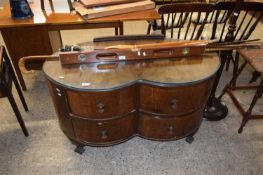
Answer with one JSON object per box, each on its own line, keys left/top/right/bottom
{"left": 66, "top": 86, "right": 136, "bottom": 119}
{"left": 139, "top": 79, "right": 213, "bottom": 115}
{"left": 138, "top": 110, "right": 202, "bottom": 140}
{"left": 72, "top": 113, "right": 136, "bottom": 144}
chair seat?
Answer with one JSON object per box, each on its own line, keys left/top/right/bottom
{"left": 239, "top": 47, "right": 263, "bottom": 74}
{"left": 247, "top": 57, "right": 263, "bottom": 74}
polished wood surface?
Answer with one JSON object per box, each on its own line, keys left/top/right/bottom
{"left": 72, "top": 113, "right": 136, "bottom": 144}
{"left": 0, "top": 0, "right": 160, "bottom": 90}
{"left": 73, "top": 0, "right": 155, "bottom": 20}
{"left": 0, "top": 0, "right": 159, "bottom": 27}
{"left": 80, "top": 0, "right": 142, "bottom": 8}
{"left": 59, "top": 40, "right": 208, "bottom": 64}
{"left": 43, "top": 51, "right": 219, "bottom": 148}
{"left": 44, "top": 53, "right": 219, "bottom": 90}
{"left": 67, "top": 85, "right": 136, "bottom": 119}
{"left": 139, "top": 81, "right": 213, "bottom": 115}
{"left": 138, "top": 110, "right": 202, "bottom": 140}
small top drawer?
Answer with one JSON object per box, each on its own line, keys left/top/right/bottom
{"left": 139, "top": 79, "right": 213, "bottom": 115}
{"left": 66, "top": 86, "right": 136, "bottom": 119}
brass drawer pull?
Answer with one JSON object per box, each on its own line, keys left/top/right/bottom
{"left": 167, "top": 126, "right": 175, "bottom": 135}
{"left": 101, "top": 130, "right": 108, "bottom": 139}
{"left": 97, "top": 102, "right": 105, "bottom": 113}
{"left": 170, "top": 99, "right": 177, "bottom": 109}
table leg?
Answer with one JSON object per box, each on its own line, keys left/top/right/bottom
{"left": 115, "top": 27, "right": 119, "bottom": 36}
{"left": 48, "top": 30, "right": 63, "bottom": 52}
{"left": 1, "top": 26, "right": 54, "bottom": 90}
{"left": 119, "top": 22, "right": 124, "bottom": 35}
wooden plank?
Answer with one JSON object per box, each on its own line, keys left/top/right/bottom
{"left": 80, "top": 0, "right": 142, "bottom": 8}
{"left": 73, "top": 0, "right": 155, "bottom": 19}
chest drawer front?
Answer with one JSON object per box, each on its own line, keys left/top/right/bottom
{"left": 66, "top": 86, "right": 136, "bottom": 119}
{"left": 139, "top": 80, "right": 212, "bottom": 115}
{"left": 72, "top": 113, "right": 136, "bottom": 144}
{"left": 138, "top": 110, "right": 202, "bottom": 140}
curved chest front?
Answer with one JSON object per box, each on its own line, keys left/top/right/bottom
{"left": 44, "top": 54, "right": 219, "bottom": 146}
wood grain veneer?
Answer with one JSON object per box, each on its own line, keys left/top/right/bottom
{"left": 44, "top": 53, "right": 219, "bottom": 147}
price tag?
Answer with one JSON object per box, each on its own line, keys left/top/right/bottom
{"left": 82, "top": 82, "right": 91, "bottom": 87}
{"left": 119, "top": 56, "right": 126, "bottom": 60}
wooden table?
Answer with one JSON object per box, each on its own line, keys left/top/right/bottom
{"left": 0, "top": 0, "right": 160, "bottom": 90}
{"left": 42, "top": 40, "right": 220, "bottom": 153}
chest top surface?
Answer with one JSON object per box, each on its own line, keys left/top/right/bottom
{"left": 43, "top": 53, "right": 220, "bottom": 91}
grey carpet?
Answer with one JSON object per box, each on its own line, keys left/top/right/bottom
{"left": 0, "top": 14, "right": 263, "bottom": 174}
{"left": 0, "top": 56, "right": 262, "bottom": 175}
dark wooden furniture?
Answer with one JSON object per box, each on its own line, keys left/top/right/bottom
{"left": 0, "top": 46, "right": 29, "bottom": 137}
{"left": 218, "top": 44, "right": 263, "bottom": 133}
{"left": 202, "top": 0, "right": 263, "bottom": 121}
{"left": 147, "top": 0, "right": 222, "bottom": 34}
{"left": 0, "top": 0, "right": 160, "bottom": 90}
{"left": 210, "top": 1, "right": 263, "bottom": 76}
{"left": 42, "top": 40, "right": 220, "bottom": 153}
{"left": 158, "top": 3, "right": 214, "bottom": 39}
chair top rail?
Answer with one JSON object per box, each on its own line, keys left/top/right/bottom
{"left": 158, "top": 3, "right": 215, "bottom": 14}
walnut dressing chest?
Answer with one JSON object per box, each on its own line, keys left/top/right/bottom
{"left": 43, "top": 53, "right": 220, "bottom": 153}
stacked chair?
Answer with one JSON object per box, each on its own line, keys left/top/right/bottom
{"left": 0, "top": 46, "right": 29, "bottom": 136}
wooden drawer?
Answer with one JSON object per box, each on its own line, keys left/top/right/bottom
{"left": 138, "top": 110, "right": 202, "bottom": 140}
{"left": 66, "top": 86, "right": 136, "bottom": 119}
{"left": 72, "top": 113, "right": 136, "bottom": 144}
{"left": 139, "top": 81, "right": 212, "bottom": 115}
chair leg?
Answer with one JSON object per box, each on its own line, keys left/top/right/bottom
{"left": 67, "top": 0, "right": 74, "bottom": 11}
{"left": 6, "top": 90, "right": 29, "bottom": 137}
{"left": 225, "top": 55, "right": 231, "bottom": 71}
{"left": 115, "top": 27, "right": 119, "bottom": 36}
{"left": 147, "top": 23, "right": 152, "bottom": 35}
{"left": 238, "top": 79, "right": 263, "bottom": 133}
{"left": 226, "top": 51, "right": 233, "bottom": 71}
{"left": 249, "top": 71, "right": 261, "bottom": 83}
{"left": 218, "top": 61, "right": 248, "bottom": 100}
{"left": 40, "top": 0, "right": 45, "bottom": 11}
{"left": 12, "top": 73, "right": 28, "bottom": 111}
{"left": 231, "top": 53, "right": 240, "bottom": 87}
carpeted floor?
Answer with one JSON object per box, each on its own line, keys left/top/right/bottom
{"left": 0, "top": 19, "right": 263, "bottom": 175}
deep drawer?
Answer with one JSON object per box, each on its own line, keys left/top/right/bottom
{"left": 72, "top": 113, "right": 136, "bottom": 144}
{"left": 138, "top": 110, "right": 202, "bottom": 140}
{"left": 66, "top": 86, "right": 136, "bottom": 119}
{"left": 139, "top": 80, "right": 212, "bottom": 115}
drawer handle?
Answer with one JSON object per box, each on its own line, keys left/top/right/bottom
{"left": 97, "top": 102, "right": 105, "bottom": 113}
{"left": 167, "top": 126, "right": 175, "bottom": 135}
{"left": 101, "top": 130, "right": 108, "bottom": 139}
{"left": 170, "top": 99, "right": 177, "bottom": 109}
